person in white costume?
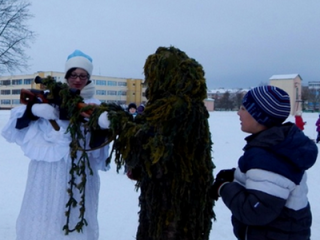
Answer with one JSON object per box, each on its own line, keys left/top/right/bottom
{"left": 1, "top": 50, "right": 110, "bottom": 240}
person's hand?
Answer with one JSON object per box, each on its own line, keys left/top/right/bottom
{"left": 216, "top": 168, "right": 235, "bottom": 182}
{"left": 98, "top": 111, "right": 110, "bottom": 129}
{"left": 31, "top": 103, "right": 59, "bottom": 120}
{"left": 210, "top": 178, "right": 230, "bottom": 201}
{"left": 79, "top": 103, "right": 97, "bottom": 118}
{"left": 210, "top": 168, "right": 235, "bottom": 201}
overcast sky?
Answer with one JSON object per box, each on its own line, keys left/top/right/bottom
{"left": 14, "top": 0, "right": 320, "bottom": 89}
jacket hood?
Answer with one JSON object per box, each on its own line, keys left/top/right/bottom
{"left": 244, "top": 122, "right": 318, "bottom": 171}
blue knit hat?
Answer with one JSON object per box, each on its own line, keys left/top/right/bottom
{"left": 65, "top": 50, "right": 93, "bottom": 76}
{"left": 242, "top": 86, "right": 291, "bottom": 127}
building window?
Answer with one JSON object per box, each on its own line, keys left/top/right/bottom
{"left": 96, "top": 80, "right": 106, "bottom": 86}
{"left": 1, "top": 99, "right": 11, "bottom": 104}
{"left": 96, "top": 90, "right": 106, "bottom": 95}
{"left": 118, "top": 90, "right": 126, "bottom": 96}
{"left": 0, "top": 80, "right": 10, "bottom": 86}
{"left": 12, "top": 99, "right": 20, "bottom": 104}
{"left": 12, "top": 79, "right": 22, "bottom": 85}
{"left": 1, "top": 89, "right": 10, "bottom": 95}
{"left": 118, "top": 82, "right": 127, "bottom": 86}
{"left": 24, "top": 78, "right": 33, "bottom": 85}
{"left": 107, "top": 81, "right": 117, "bottom": 86}
{"left": 107, "top": 90, "right": 117, "bottom": 95}
{"left": 12, "top": 89, "right": 21, "bottom": 95}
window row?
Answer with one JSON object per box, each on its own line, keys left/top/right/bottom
{"left": 0, "top": 79, "right": 33, "bottom": 85}
{"left": 1, "top": 99, "right": 20, "bottom": 104}
{"left": 0, "top": 79, "right": 128, "bottom": 86}
{"left": 96, "top": 90, "right": 127, "bottom": 96}
{"left": 0, "top": 90, "right": 21, "bottom": 95}
{"left": 1, "top": 89, "right": 127, "bottom": 96}
{"left": 92, "top": 80, "right": 127, "bottom": 86}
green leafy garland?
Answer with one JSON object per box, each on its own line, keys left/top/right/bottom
{"left": 62, "top": 97, "right": 92, "bottom": 234}
{"left": 60, "top": 100, "right": 129, "bottom": 234}
{"left": 36, "top": 77, "right": 117, "bottom": 234}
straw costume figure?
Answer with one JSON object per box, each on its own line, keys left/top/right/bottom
{"left": 95, "top": 46, "right": 215, "bottom": 240}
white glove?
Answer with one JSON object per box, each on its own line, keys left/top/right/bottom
{"left": 31, "top": 103, "right": 59, "bottom": 120}
{"left": 98, "top": 111, "right": 110, "bottom": 129}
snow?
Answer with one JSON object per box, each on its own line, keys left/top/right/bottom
{"left": 269, "top": 74, "right": 300, "bottom": 80}
{"left": 0, "top": 110, "right": 319, "bottom": 240}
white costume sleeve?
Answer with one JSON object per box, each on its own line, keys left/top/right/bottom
{"left": 2, "top": 99, "right": 110, "bottom": 171}
{"left": 2, "top": 105, "right": 70, "bottom": 163}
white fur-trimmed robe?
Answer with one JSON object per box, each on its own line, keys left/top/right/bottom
{"left": 1, "top": 83, "right": 109, "bottom": 240}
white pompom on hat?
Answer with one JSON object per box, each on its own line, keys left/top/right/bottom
{"left": 65, "top": 50, "right": 93, "bottom": 76}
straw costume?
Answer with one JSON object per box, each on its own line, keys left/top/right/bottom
{"left": 96, "top": 46, "right": 215, "bottom": 240}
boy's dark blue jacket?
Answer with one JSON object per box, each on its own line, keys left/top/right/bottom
{"left": 220, "top": 122, "right": 318, "bottom": 240}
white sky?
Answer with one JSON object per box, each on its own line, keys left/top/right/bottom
{"left": 9, "top": 0, "right": 320, "bottom": 89}
{"left": 1, "top": 111, "right": 320, "bottom": 239}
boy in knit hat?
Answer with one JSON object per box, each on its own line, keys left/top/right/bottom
{"left": 211, "top": 85, "right": 318, "bottom": 240}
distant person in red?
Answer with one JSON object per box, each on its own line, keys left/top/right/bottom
{"left": 295, "top": 111, "right": 306, "bottom": 130}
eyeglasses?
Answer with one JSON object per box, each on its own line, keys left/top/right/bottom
{"left": 69, "top": 73, "right": 88, "bottom": 81}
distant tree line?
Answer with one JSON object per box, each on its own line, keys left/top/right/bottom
{"left": 212, "top": 90, "right": 245, "bottom": 111}
{"left": 301, "top": 86, "right": 320, "bottom": 111}
{"left": 212, "top": 86, "right": 320, "bottom": 112}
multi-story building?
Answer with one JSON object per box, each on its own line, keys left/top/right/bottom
{"left": 0, "top": 71, "right": 215, "bottom": 111}
{"left": 308, "top": 81, "right": 320, "bottom": 90}
{"left": 269, "top": 74, "right": 303, "bottom": 115}
{"left": 0, "top": 71, "right": 147, "bottom": 109}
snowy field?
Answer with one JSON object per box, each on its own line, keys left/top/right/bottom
{"left": 0, "top": 110, "right": 319, "bottom": 239}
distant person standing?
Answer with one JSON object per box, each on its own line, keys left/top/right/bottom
{"left": 315, "top": 114, "right": 320, "bottom": 143}
{"left": 137, "top": 104, "right": 145, "bottom": 114}
{"left": 128, "top": 103, "right": 137, "bottom": 119}
{"left": 295, "top": 111, "right": 306, "bottom": 130}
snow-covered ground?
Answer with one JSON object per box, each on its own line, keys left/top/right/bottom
{"left": 1, "top": 110, "right": 319, "bottom": 239}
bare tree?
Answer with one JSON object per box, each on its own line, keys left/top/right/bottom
{"left": 216, "top": 91, "right": 234, "bottom": 110}
{"left": 301, "top": 86, "right": 311, "bottom": 111}
{"left": 0, "top": 0, "right": 35, "bottom": 74}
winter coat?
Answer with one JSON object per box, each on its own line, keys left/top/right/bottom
{"left": 315, "top": 118, "right": 320, "bottom": 132}
{"left": 295, "top": 115, "right": 305, "bottom": 130}
{"left": 220, "top": 122, "right": 317, "bottom": 240}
